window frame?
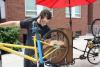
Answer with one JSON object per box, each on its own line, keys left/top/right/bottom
{"left": 25, "top": 0, "right": 37, "bottom": 17}
{"left": 65, "top": 6, "right": 81, "bottom": 18}
{"left": 0, "top": 0, "right": 6, "bottom": 19}
{"left": 25, "top": 0, "right": 53, "bottom": 18}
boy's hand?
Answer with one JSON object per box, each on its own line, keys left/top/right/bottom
{"left": 49, "top": 40, "right": 64, "bottom": 46}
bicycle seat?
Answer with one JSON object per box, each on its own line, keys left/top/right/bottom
{"left": 84, "top": 39, "right": 92, "bottom": 41}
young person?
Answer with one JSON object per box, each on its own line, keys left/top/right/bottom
{"left": 0, "top": 9, "right": 52, "bottom": 67}
{"left": 0, "top": 9, "right": 64, "bottom": 67}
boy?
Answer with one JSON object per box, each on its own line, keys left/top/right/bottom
{"left": 0, "top": 9, "right": 52, "bottom": 67}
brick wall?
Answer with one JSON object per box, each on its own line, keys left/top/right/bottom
{"left": 93, "top": 0, "right": 100, "bottom": 20}
{"left": 5, "top": 0, "right": 25, "bottom": 21}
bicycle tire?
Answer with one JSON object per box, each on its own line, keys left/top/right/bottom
{"left": 87, "top": 45, "right": 100, "bottom": 64}
{"left": 42, "top": 29, "right": 69, "bottom": 64}
{"left": 91, "top": 19, "right": 100, "bottom": 38}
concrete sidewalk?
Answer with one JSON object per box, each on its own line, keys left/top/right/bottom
{"left": 68, "top": 34, "right": 100, "bottom": 67}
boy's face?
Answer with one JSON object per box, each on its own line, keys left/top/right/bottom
{"left": 42, "top": 17, "right": 50, "bottom": 23}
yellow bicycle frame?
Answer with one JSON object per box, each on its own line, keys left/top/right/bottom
{"left": 0, "top": 35, "right": 58, "bottom": 63}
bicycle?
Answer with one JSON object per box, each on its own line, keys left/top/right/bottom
{"left": 71, "top": 19, "right": 100, "bottom": 65}
{"left": 73, "top": 38, "right": 100, "bottom": 65}
{"left": 87, "top": 18, "right": 100, "bottom": 64}
{"left": 0, "top": 26, "right": 69, "bottom": 66}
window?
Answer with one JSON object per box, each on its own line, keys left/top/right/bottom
{"left": 25, "top": 0, "right": 53, "bottom": 17}
{"left": 65, "top": 6, "right": 81, "bottom": 18}
{"left": 0, "top": 7, "right": 1, "bottom": 20}
{"left": 25, "top": 0, "right": 37, "bottom": 17}
{"left": 0, "top": 0, "right": 6, "bottom": 19}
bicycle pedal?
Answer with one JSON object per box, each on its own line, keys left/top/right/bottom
{"left": 44, "top": 61, "right": 54, "bottom": 66}
{"left": 79, "top": 55, "right": 86, "bottom": 59}
{"left": 93, "top": 53, "right": 98, "bottom": 56}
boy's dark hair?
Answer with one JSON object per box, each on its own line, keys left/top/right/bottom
{"left": 39, "top": 9, "right": 52, "bottom": 19}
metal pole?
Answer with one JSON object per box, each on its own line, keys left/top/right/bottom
{"left": 69, "top": 0, "right": 72, "bottom": 30}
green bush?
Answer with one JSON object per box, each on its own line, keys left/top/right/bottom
{"left": 0, "top": 27, "right": 21, "bottom": 51}
{"left": 0, "top": 27, "right": 20, "bottom": 44}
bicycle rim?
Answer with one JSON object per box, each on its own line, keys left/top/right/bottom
{"left": 91, "top": 19, "right": 100, "bottom": 37}
{"left": 87, "top": 46, "right": 100, "bottom": 64}
{"left": 42, "top": 29, "right": 69, "bottom": 64}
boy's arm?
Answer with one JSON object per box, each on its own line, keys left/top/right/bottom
{"left": 0, "top": 21, "right": 20, "bottom": 28}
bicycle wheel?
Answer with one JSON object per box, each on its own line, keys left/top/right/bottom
{"left": 91, "top": 19, "right": 100, "bottom": 37}
{"left": 87, "top": 45, "right": 100, "bottom": 64}
{"left": 42, "top": 29, "right": 69, "bottom": 64}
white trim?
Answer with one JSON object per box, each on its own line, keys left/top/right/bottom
{"left": 25, "top": 10, "right": 37, "bottom": 17}
{"left": 37, "top": 5, "right": 44, "bottom": 16}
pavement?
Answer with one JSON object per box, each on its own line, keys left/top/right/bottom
{"left": 0, "top": 34, "right": 100, "bottom": 67}
{"left": 67, "top": 34, "right": 100, "bottom": 67}
{"left": 0, "top": 61, "right": 1, "bottom": 67}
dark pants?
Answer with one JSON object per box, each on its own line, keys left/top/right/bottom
{"left": 24, "top": 49, "right": 44, "bottom": 67}
{"left": 24, "top": 59, "right": 44, "bottom": 67}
